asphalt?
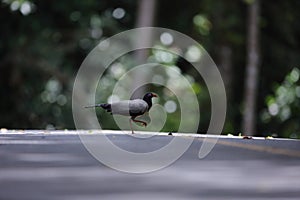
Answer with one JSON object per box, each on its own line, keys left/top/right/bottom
{"left": 0, "top": 130, "right": 300, "bottom": 200}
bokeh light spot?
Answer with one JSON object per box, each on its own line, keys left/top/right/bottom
{"left": 164, "top": 100, "right": 177, "bottom": 113}
{"left": 160, "top": 32, "right": 174, "bottom": 46}
{"left": 112, "top": 8, "right": 125, "bottom": 19}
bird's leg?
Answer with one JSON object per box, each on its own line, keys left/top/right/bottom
{"left": 129, "top": 118, "right": 134, "bottom": 134}
{"left": 131, "top": 116, "right": 147, "bottom": 127}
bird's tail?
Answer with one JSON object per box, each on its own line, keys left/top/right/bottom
{"left": 84, "top": 103, "right": 112, "bottom": 112}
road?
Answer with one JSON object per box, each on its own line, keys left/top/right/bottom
{"left": 0, "top": 130, "right": 300, "bottom": 200}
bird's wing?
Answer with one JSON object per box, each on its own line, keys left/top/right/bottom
{"left": 129, "top": 99, "right": 149, "bottom": 115}
{"left": 110, "top": 99, "right": 148, "bottom": 116}
{"left": 110, "top": 100, "right": 131, "bottom": 115}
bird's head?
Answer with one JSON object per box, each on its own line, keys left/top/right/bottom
{"left": 143, "top": 92, "right": 158, "bottom": 101}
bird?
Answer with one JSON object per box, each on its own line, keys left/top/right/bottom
{"left": 85, "top": 92, "right": 158, "bottom": 134}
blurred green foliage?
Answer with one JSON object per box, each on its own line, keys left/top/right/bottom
{"left": 1, "top": 0, "right": 300, "bottom": 138}
{"left": 260, "top": 68, "right": 300, "bottom": 138}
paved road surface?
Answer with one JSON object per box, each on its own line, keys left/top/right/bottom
{"left": 0, "top": 130, "right": 300, "bottom": 200}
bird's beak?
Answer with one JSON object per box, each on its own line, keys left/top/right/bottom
{"left": 152, "top": 93, "right": 158, "bottom": 97}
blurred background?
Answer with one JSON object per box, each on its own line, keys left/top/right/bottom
{"left": 1, "top": 0, "right": 300, "bottom": 138}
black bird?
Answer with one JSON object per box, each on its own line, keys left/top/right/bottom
{"left": 85, "top": 92, "right": 158, "bottom": 134}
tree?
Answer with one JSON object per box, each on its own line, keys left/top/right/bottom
{"left": 242, "top": 0, "right": 261, "bottom": 135}
{"left": 132, "top": 0, "right": 157, "bottom": 99}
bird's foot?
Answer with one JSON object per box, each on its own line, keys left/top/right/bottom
{"left": 135, "top": 121, "right": 147, "bottom": 127}
{"left": 132, "top": 119, "right": 147, "bottom": 127}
